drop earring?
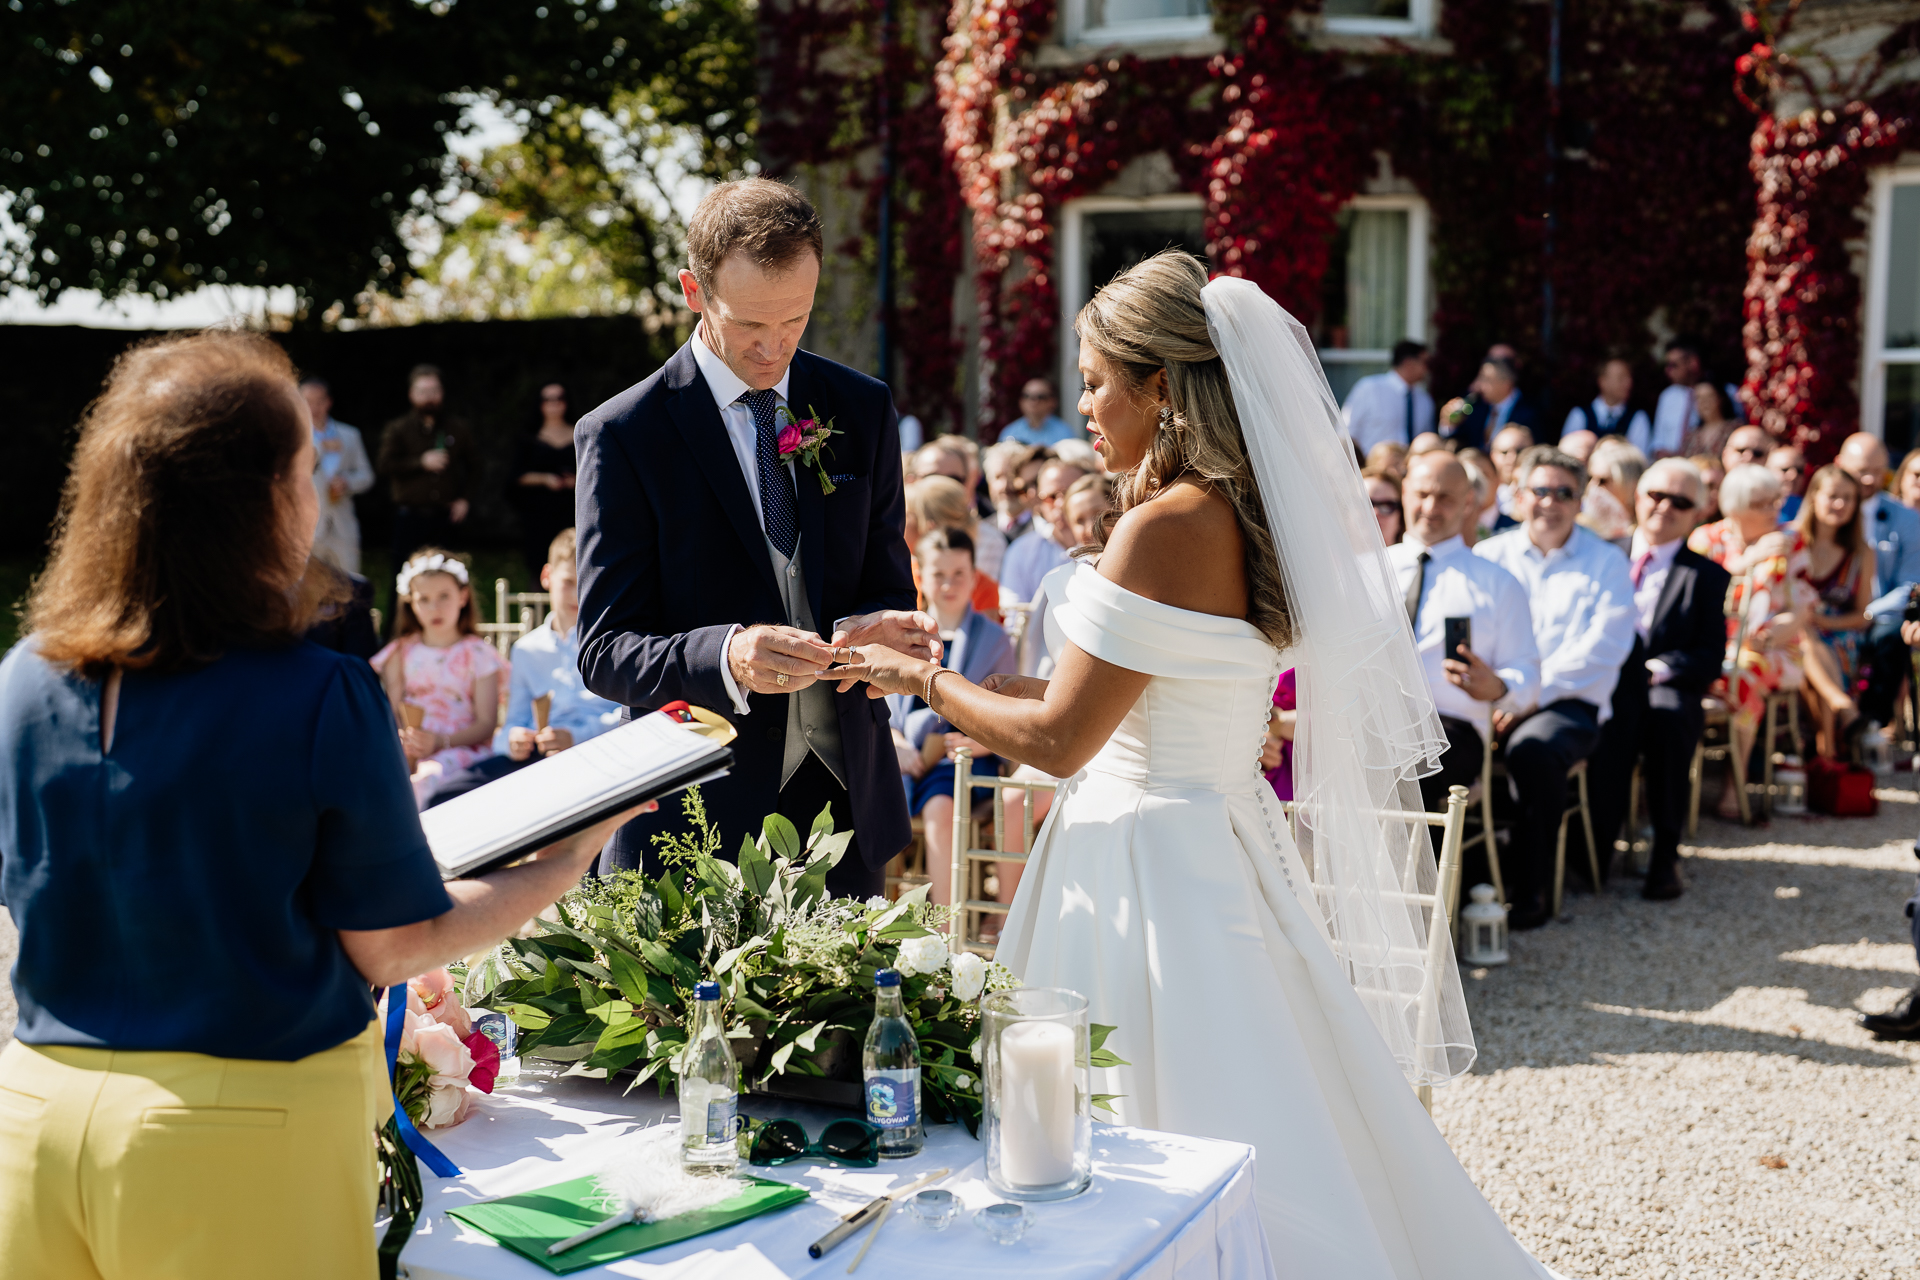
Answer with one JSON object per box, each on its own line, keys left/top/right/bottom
{"left": 1158, "top": 405, "right": 1175, "bottom": 428}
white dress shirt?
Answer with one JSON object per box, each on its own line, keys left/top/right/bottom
{"left": 1475, "top": 525, "right": 1637, "bottom": 722}
{"left": 1564, "top": 397, "right": 1651, "bottom": 443}
{"left": 1638, "top": 385, "right": 1695, "bottom": 457}
{"left": 1388, "top": 534, "right": 1539, "bottom": 732}
{"left": 1343, "top": 371, "right": 1435, "bottom": 454}
{"left": 1629, "top": 531, "right": 1684, "bottom": 686}
{"left": 688, "top": 330, "right": 821, "bottom": 718}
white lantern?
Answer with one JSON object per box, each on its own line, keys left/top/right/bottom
{"left": 1773, "top": 756, "right": 1807, "bottom": 816}
{"left": 1459, "top": 884, "right": 1508, "bottom": 966}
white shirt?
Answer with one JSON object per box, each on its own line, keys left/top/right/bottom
{"left": 1640, "top": 385, "right": 1695, "bottom": 457}
{"left": 1629, "top": 531, "right": 1684, "bottom": 685}
{"left": 1387, "top": 534, "right": 1539, "bottom": 732}
{"left": 1475, "top": 525, "right": 1638, "bottom": 722}
{"left": 1564, "top": 397, "right": 1651, "bottom": 444}
{"left": 689, "top": 330, "right": 827, "bottom": 716}
{"left": 1343, "top": 371, "right": 1435, "bottom": 454}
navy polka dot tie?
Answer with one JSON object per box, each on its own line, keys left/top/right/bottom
{"left": 740, "top": 388, "right": 798, "bottom": 559}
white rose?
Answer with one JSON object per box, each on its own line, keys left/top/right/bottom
{"left": 896, "top": 935, "right": 948, "bottom": 976}
{"left": 950, "top": 951, "right": 987, "bottom": 1002}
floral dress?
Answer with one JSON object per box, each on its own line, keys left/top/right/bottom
{"left": 1807, "top": 548, "right": 1866, "bottom": 693}
{"left": 371, "top": 634, "right": 505, "bottom": 797}
{"left": 1688, "top": 519, "right": 1811, "bottom": 724}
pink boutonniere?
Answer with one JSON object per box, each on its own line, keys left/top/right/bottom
{"left": 777, "top": 405, "right": 842, "bottom": 494}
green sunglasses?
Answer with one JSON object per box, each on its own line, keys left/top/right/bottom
{"left": 741, "top": 1115, "right": 883, "bottom": 1168}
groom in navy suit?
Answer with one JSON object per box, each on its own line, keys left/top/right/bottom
{"left": 574, "top": 178, "right": 937, "bottom": 896}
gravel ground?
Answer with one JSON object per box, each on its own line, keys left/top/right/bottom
{"left": 1433, "top": 786, "right": 1920, "bottom": 1279}
{"left": 1, "top": 790, "right": 1914, "bottom": 1277}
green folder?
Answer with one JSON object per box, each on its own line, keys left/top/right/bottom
{"left": 447, "top": 1174, "right": 811, "bottom": 1275}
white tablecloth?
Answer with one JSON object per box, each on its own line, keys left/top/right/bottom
{"left": 396, "top": 1064, "right": 1274, "bottom": 1280}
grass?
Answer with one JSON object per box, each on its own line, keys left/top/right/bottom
{"left": 0, "top": 546, "right": 542, "bottom": 656}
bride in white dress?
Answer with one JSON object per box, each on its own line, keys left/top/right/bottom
{"left": 845, "top": 252, "right": 1555, "bottom": 1278}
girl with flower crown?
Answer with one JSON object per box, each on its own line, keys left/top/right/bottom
{"left": 371, "top": 547, "right": 505, "bottom": 805}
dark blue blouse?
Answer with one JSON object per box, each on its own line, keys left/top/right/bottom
{"left": 0, "top": 639, "right": 453, "bottom": 1061}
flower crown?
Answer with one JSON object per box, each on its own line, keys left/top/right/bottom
{"left": 397, "top": 553, "right": 470, "bottom": 597}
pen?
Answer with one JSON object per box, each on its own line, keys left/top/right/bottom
{"left": 806, "top": 1167, "right": 950, "bottom": 1259}
{"left": 545, "top": 1203, "right": 637, "bottom": 1257}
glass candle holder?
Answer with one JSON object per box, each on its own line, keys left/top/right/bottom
{"left": 907, "top": 1188, "right": 958, "bottom": 1230}
{"left": 983, "top": 987, "right": 1092, "bottom": 1201}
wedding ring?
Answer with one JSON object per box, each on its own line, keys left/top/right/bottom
{"left": 775, "top": 672, "right": 789, "bottom": 687}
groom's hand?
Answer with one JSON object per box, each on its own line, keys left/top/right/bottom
{"left": 830, "top": 611, "right": 940, "bottom": 691}
{"left": 728, "top": 625, "right": 837, "bottom": 696}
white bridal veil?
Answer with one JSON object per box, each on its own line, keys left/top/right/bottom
{"left": 1202, "top": 275, "right": 1477, "bottom": 1085}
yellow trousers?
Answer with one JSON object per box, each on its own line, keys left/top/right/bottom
{"left": 0, "top": 1020, "right": 391, "bottom": 1280}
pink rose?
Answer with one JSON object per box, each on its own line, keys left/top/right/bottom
{"left": 464, "top": 1031, "right": 501, "bottom": 1094}
{"left": 776, "top": 422, "right": 805, "bottom": 456}
{"left": 410, "top": 969, "right": 472, "bottom": 1039}
{"left": 412, "top": 1021, "right": 475, "bottom": 1082}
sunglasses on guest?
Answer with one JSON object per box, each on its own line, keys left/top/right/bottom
{"left": 1370, "top": 499, "right": 1402, "bottom": 516}
{"left": 1528, "top": 485, "right": 1579, "bottom": 503}
{"left": 1643, "top": 490, "right": 1697, "bottom": 512}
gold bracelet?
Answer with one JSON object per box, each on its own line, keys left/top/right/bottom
{"left": 924, "top": 666, "right": 953, "bottom": 708}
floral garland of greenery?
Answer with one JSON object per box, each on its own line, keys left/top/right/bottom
{"left": 463, "top": 790, "right": 1124, "bottom": 1135}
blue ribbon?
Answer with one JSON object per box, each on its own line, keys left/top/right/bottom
{"left": 384, "top": 985, "right": 463, "bottom": 1178}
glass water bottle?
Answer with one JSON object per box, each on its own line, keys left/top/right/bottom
{"left": 862, "top": 968, "right": 924, "bottom": 1158}
{"left": 679, "top": 980, "right": 739, "bottom": 1175}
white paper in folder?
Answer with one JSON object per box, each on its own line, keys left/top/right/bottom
{"left": 419, "top": 708, "right": 734, "bottom": 880}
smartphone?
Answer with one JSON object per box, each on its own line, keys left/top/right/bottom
{"left": 1443, "top": 616, "right": 1473, "bottom": 664}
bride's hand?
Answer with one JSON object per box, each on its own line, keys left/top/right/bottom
{"left": 981, "top": 672, "right": 1048, "bottom": 701}
{"left": 838, "top": 644, "right": 933, "bottom": 698}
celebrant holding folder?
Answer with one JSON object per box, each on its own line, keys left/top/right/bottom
{"left": 0, "top": 331, "right": 640, "bottom": 1280}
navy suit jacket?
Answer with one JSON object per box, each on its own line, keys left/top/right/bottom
{"left": 574, "top": 341, "right": 918, "bottom": 871}
{"left": 1453, "top": 394, "right": 1543, "bottom": 453}
{"left": 1641, "top": 546, "right": 1732, "bottom": 706}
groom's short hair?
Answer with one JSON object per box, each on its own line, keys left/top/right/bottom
{"left": 686, "top": 178, "right": 824, "bottom": 297}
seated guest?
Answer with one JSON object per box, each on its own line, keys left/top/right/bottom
{"left": 1490, "top": 425, "right": 1533, "bottom": 517}
{"left": 1061, "top": 472, "right": 1113, "bottom": 548}
{"left": 372, "top": 548, "right": 505, "bottom": 807}
{"left": 1691, "top": 453, "right": 1726, "bottom": 522}
{"left": 1559, "top": 429, "right": 1599, "bottom": 467}
{"left": 1439, "top": 356, "right": 1539, "bottom": 453}
{"left": 1681, "top": 382, "right": 1739, "bottom": 462}
{"left": 1365, "top": 440, "right": 1410, "bottom": 478}
{"left": 1477, "top": 445, "right": 1637, "bottom": 928}
{"left": 1364, "top": 466, "right": 1404, "bottom": 546}
{"left": 1580, "top": 437, "right": 1647, "bottom": 549}
{"left": 1409, "top": 431, "right": 1448, "bottom": 456}
{"left": 999, "top": 457, "right": 1089, "bottom": 608}
{"left": 1689, "top": 465, "right": 1813, "bottom": 816}
{"left": 1769, "top": 444, "right": 1808, "bottom": 521}
{"left": 1389, "top": 453, "right": 1540, "bottom": 857}
{"left": 1263, "top": 669, "right": 1298, "bottom": 801}
{"left": 1893, "top": 446, "right": 1920, "bottom": 511}
{"left": 984, "top": 440, "right": 1041, "bottom": 542}
{"left": 1589, "top": 460, "right": 1731, "bottom": 900}
{"left": 1000, "top": 377, "right": 1079, "bottom": 447}
{"left": 1460, "top": 448, "right": 1518, "bottom": 541}
{"left": 888, "top": 529, "right": 1015, "bottom": 906}
{"left": 1720, "top": 424, "right": 1771, "bottom": 476}
{"left": 1564, "top": 357, "right": 1651, "bottom": 443}
{"left": 1342, "top": 339, "right": 1434, "bottom": 455}
{"left": 907, "top": 476, "right": 1002, "bottom": 620}
{"left": 1794, "top": 464, "right": 1876, "bottom": 758}
{"left": 1835, "top": 432, "right": 1920, "bottom": 743}
{"left": 423, "top": 529, "right": 622, "bottom": 807}
{"left": 0, "top": 330, "right": 632, "bottom": 1277}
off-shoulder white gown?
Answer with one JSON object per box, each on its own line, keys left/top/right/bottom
{"left": 997, "top": 563, "right": 1555, "bottom": 1279}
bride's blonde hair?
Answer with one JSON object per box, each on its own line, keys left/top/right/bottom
{"left": 1073, "top": 250, "right": 1294, "bottom": 650}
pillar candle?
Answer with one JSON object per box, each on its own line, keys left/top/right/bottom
{"left": 998, "top": 1020, "right": 1075, "bottom": 1186}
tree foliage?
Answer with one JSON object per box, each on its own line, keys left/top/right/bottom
{"left": 2, "top": 0, "right": 754, "bottom": 317}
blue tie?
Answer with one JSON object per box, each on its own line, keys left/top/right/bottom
{"left": 740, "top": 389, "right": 798, "bottom": 559}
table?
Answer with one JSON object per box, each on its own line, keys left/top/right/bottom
{"left": 396, "top": 1063, "right": 1274, "bottom": 1280}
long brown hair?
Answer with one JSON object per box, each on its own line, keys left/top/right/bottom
{"left": 26, "top": 330, "right": 341, "bottom": 675}
{"left": 389, "top": 547, "right": 479, "bottom": 641}
{"left": 1073, "top": 250, "right": 1295, "bottom": 650}
{"left": 1792, "top": 464, "right": 1868, "bottom": 561}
